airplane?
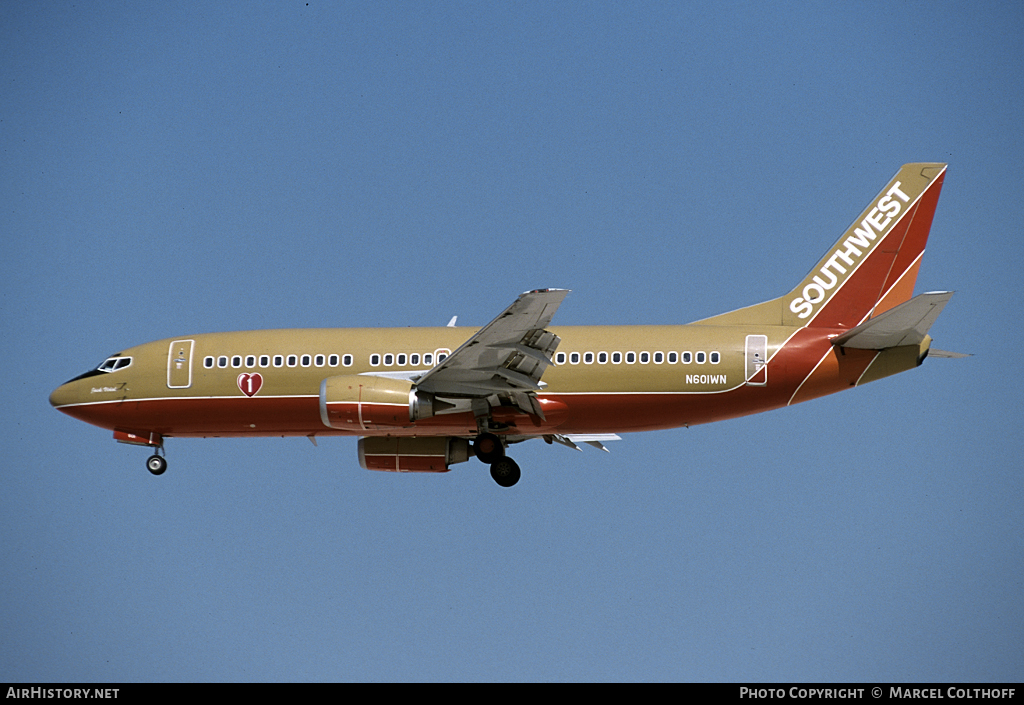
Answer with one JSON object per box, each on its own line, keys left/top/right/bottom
{"left": 50, "top": 163, "right": 964, "bottom": 487}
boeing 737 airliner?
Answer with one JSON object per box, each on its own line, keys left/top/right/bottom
{"left": 51, "top": 163, "right": 962, "bottom": 486}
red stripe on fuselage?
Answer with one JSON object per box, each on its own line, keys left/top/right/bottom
{"left": 55, "top": 327, "right": 846, "bottom": 438}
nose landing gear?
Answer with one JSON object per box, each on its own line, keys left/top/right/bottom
{"left": 114, "top": 430, "right": 167, "bottom": 476}
{"left": 146, "top": 454, "right": 167, "bottom": 475}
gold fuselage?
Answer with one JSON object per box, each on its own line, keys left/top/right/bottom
{"left": 50, "top": 320, "right": 919, "bottom": 440}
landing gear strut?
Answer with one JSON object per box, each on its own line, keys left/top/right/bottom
{"left": 145, "top": 442, "right": 167, "bottom": 476}
{"left": 474, "top": 433, "right": 520, "bottom": 487}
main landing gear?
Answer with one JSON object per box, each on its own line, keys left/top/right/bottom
{"left": 489, "top": 456, "right": 521, "bottom": 488}
{"left": 474, "top": 432, "right": 521, "bottom": 488}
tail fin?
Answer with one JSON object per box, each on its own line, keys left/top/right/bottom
{"left": 783, "top": 163, "right": 947, "bottom": 328}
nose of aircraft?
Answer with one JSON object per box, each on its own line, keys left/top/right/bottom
{"left": 49, "top": 376, "right": 117, "bottom": 429}
{"left": 49, "top": 380, "right": 79, "bottom": 409}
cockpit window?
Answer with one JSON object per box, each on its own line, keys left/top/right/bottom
{"left": 65, "top": 355, "right": 133, "bottom": 383}
{"left": 98, "top": 356, "right": 133, "bottom": 372}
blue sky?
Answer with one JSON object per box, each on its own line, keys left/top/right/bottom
{"left": 2, "top": 1, "right": 1022, "bottom": 682}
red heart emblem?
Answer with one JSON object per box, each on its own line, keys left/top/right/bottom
{"left": 237, "top": 373, "right": 263, "bottom": 397}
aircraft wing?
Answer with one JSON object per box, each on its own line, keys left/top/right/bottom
{"left": 414, "top": 289, "right": 569, "bottom": 401}
{"left": 550, "top": 433, "right": 622, "bottom": 452}
{"left": 831, "top": 292, "right": 953, "bottom": 350}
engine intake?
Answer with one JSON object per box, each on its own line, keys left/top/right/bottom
{"left": 319, "top": 375, "right": 455, "bottom": 430}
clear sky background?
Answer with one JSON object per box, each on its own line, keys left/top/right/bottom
{"left": 2, "top": 1, "right": 1021, "bottom": 682}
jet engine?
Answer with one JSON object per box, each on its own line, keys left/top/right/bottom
{"left": 319, "top": 375, "right": 454, "bottom": 430}
{"left": 358, "top": 436, "right": 470, "bottom": 472}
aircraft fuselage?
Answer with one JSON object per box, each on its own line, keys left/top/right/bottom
{"left": 50, "top": 320, "right": 917, "bottom": 439}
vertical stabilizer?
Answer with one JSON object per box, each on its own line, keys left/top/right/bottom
{"left": 783, "top": 163, "right": 947, "bottom": 328}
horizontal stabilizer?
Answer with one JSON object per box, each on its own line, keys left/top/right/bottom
{"left": 831, "top": 292, "right": 953, "bottom": 350}
{"left": 927, "top": 348, "right": 971, "bottom": 358}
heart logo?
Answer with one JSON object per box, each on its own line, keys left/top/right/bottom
{"left": 237, "top": 372, "right": 263, "bottom": 397}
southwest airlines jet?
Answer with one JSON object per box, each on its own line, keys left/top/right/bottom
{"left": 51, "top": 163, "right": 962, "bottom": 487}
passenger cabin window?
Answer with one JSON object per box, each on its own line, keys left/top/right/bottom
{"left": 710, "top": 352, "right": 720, "bottom": 364}
{"left": 245, "top": 355, "right": 256, "bottom": 368}
{"left": 696, "top": 352, "right": 706, "bottom": 364}
{"left": 397, "top": 353, "right": 407, "bottom": 366}
{"left": 570, "top": 352, "right": 580, "bottom": 364}
{"left": 626, "top": 352, "right": 636, "bottom": 363}
{"left": 423, "top": 353, "right": 433, "bottom": 366}
{"left": 682, "top": 352, "right": 692, "bottom": 364}
{"left": 218, "top": 356, "right": 228, "bottom": 368}
{"left": 598, "top": 352, "right": 608, "bottom": 364}
{"left": 341, "top": 354, "right": 352, "bottom": 367}
{"left": 640, "top": 352, "right": 650, "bottom": 363}
{"left": 383, "top": 353, "right": 394, "bottom": 366}
{"left": 273, "top": 355, "right": 284, "bottom": 368}
{"left": 232, "top": 356, "right": 242, "bottom": 368}
{"left": 584, "top": 352, "right": 594, "bottom": 364}
{"left": 555, "top": 352, "right": 566, "bottom": 365}
{"left": 287, "top": 355, "right": 298, "bottom": 367}
{"left": 204, "top": 356, "right": 214, "bottom": 369}
{"left": 301, "top": 354, "right": 311, "bottom": 367}
{"left": 668, "top": 352, "right": 678, "bottom": 364}
{"left": 370, "top": 354, "right": 381, "bottom": 366}
{"left": 410, "top": 354, "right": 420, "bottom": 366}
{"left": 259, "top": 355, "right": 270, "bottom": 368}
{"left": 654, "top": 352, "right": 664, "bottom": 364}
{"left": 314, "top": 354, "right": 325, "bottom": 367}
{"left": 612, "top": 352, "right": 622, "bottom": 364}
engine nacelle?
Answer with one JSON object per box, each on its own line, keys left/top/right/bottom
{"left": 320, "top": 374, "right": 412, "bottom": 430}
{"left": 320, "top": 375, "right": 454, "bottom": 430}
{"left": 358, "top": 436, "right": 470, "bottom": 473}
